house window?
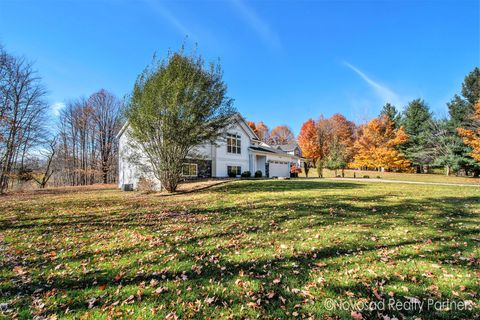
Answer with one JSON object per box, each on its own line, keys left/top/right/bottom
{"left": 227, "top": 166, "right": 241, "bottom": 176}
{"left": 182, "top": 163, "right": 198, "bottom": 177}
{"left": 227, "top": 133, "right": 241, "bottom": 154}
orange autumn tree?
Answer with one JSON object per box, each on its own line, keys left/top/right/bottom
{"left": 351, "top": 115, "right": 411, "bottom": 170}
{"left": 247, "top": 121, "right": 257, "bottom": 135}
{"left": 298, "top": 119, "right": 320, "bottom": 177}
{"left": 327, "top": 114, "right": 356, "bottom": 176}
{"left": 330, "top": 113, "right": 356, "bottom": 161}
{"left": 457, "top": 101, "right": 480, "bottom": 162}
{"left": 316, "top": 116, "right": 334, "bottom": 177}
{"left": 270, "top": 125, "right": 295, "bottom": 145}
{"left": 298, "top": 119, "right": 320, "bottom": 159}
{"left": 255, "top": 121, "right": 270, "bottom": 143}
{"left": 246, "top": 121, "right": 270, "bottom": 142}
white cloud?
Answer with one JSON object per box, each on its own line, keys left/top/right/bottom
{"left": 145, "top": 0, "right": 195, "bottom": 39}
{"left": 51, "top": 102, "right": 65, "bottom": 117}
{"left": 343, "top": 61, "right": 402, "bottom": 107}
{"left": 231, "top": 0, "right": 281, "bottom": 50}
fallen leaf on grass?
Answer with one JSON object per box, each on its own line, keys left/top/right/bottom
{"left": 13, "top": 266, "right": 27, "bottom": 275}
{"left": 154, "top": 287, "right": 168, "bottom": 294}
{"left": 113, "top": 271, "right": 125, "bottom": 282}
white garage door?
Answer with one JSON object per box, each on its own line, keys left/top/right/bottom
{"left": 269, "top": 161, "right": 290, "bottom": 177}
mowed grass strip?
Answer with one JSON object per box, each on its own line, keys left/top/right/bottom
{"left": 0, "top": 180, "right": 479, "bottom": 319}
{"left": 299, "top": 169, "right": 480, "bottom": 185}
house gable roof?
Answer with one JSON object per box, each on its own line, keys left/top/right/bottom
{"left": 233, "top": 113, "right": 259, "bottom": 141}
{"left": 117, "top": 112, "right": 260, "bottom": 141}
{"left": 249, "top": 142, "right": 299, "bottom": 159}
{"left": 276, "top": 143, "right": 299, "bottom": 152}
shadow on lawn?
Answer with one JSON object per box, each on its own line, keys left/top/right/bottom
{"left": 3, "top": 229, "right": 478, "bottom": 319}
{"left": 220, "top": 179, "right": 364, "bottom": 194}
{"left": 1, "top": 180, "right": 479, "bottom": 319}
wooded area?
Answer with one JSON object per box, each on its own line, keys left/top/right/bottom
{"left": 0, "top": 46, "right": 122, "bottom": 193}
{"left": 294, "top": 68, "right": 480, "bottom": 177}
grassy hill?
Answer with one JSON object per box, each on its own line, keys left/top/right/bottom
{"left": 1, "top": 180, "right": 478, "bottom": 319}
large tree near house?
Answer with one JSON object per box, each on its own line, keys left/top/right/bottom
{"left": 126, "top": 49, "right": 236, "bottom": 192}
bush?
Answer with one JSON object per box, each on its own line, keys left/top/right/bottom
{"left": 254, "top": 170, "right": 262, "bottom": 178}
{"left": 241, "top": 171, "right": 251, "bottom": 178}
{"left": 363, "top": 175, "right": 370, "bottom": 179}
{"left": 376, "top": 176, "right": 381, "bottom": 179}
{"left": 137, "top": 176, "right": 157, "bottom": 193}
{"left": 228, "top": 171, "right": 237, "bottom": 178}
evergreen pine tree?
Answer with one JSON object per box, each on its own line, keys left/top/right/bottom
{"left": 380, "top": 103, "right": 401, "bottom": 128}
{"left": 401, "top": 99, "right": 433, "bottom": 171}
{"left": 444, "top": 67, "right": 480, "bottom": 176}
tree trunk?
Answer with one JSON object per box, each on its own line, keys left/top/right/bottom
{"left": 316, "top": 158, "right": 323, "bottom": 178}
{"left": 303, "top": 162, "right": 309, "bottom": 178}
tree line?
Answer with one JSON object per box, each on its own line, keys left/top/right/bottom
{"left": 246, "top": 122, "right": 297, "bottom": 145}
{"left": 1, "top": 43, "right": 478, "bottom": 194}
{"left": 295, "top": 68, "right": 480, "bottom": 177}
{"left": 0, "top": 45, "right": 122, "bottom": 193}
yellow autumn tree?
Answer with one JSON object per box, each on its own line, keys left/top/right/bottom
{"left": 351, "top": 115, "right": 411, "bottom": 170}
{"left": 457, "top": 101, "right": 480, "bottom": 162}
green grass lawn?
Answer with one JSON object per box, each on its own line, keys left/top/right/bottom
{"left": 1, "top": 180, "right": 479, "bottom": 319}
{"left": 300, "top": 169, "right": 480, "bottom": 185}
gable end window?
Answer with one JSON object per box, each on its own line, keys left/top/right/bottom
{"left": 182, "top": 163, "right": 198, "bottom": 177}
{"left": 227, "top": 133, "right": 241, "bottom": 154}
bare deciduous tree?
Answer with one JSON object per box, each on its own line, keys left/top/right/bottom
{"left": 89, "top": 89, "right": 122, "bottom": 183}
{"left": 32, "top": 136, "right": 57, "bottom": 188}
{"left": 0, "top": 47, "right": 48, "bottom": 193}
{"left": 55, "top": 90, "right": 121, "bottom": 186}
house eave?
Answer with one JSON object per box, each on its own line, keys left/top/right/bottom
{"left": 116, "top": 121, "right": 129, "bottom": 139}
{"left": 248, "top": 147, "right": 299, "bottom": 160}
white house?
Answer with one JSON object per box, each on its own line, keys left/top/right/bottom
{"left": 117, "top": 114, "right": 300, "bottom": 190}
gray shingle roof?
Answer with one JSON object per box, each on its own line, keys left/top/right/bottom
{"left": 275, "top": 143, "right": 299, "bottom": 152}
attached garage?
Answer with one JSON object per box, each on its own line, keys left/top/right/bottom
{"left": 268, "top": 160, "right": 290, "bottom": 178}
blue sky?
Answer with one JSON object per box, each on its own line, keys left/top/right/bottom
{"left": 1, "top": 0, "right": 478, "bottom": 134}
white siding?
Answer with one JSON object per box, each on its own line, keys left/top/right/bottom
{"left": 213, "top": 122, "right": 251, "bottom": 177}
{"left": 255, "top": 155, "right": 266, "bottom": 176}
{"left": 118, "top": 128, "right": 161, "bottom": 190}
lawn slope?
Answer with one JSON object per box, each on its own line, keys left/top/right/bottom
{"left": 1, "top": 180, "right": 479, "bottom": 319}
